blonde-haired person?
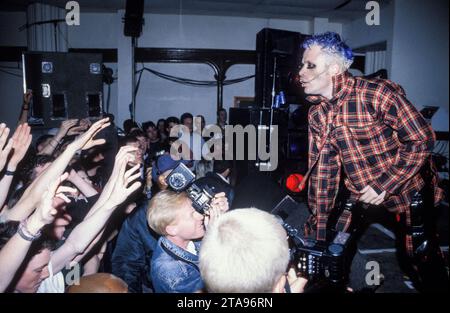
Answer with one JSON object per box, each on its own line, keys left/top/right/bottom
{"left": 147, "top": 189, "right": 228, "bottom": 293}
{"left": 199, "top": 208, "right": 307, "bottom": 293}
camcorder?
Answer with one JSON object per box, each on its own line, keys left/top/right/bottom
{"left": 271, "top": 196, "right": 351, "bottom": 285}
{"left": 166, "top": 162, "right": 215, "bottom": 215}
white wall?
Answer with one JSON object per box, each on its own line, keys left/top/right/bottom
{"left": 121, "top": 14, "right": 312, "bottom": 127}
{"left": 68, "top": 12, "right": 313, "bottom": 127}
{"left": 343, "top": 2, "right": 394, "bottom": 75}
{"left": 6, "top": 5, "right": 448, "bottom": 133}
{"left": 1, "top": 9, "right": 341, "bottom": 129}
{"left": 390, "top": 0, "right": 449, "bottom": 131}
{"left": 343, "top": 0, "right": 449, "bottom": 132}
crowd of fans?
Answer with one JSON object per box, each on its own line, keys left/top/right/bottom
{"left": 0, "top": 92, "right": 306, "bottom": 293}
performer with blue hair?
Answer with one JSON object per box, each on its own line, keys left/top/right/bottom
{"left": 298, "top": 31, "right": 447, "bottom": 292}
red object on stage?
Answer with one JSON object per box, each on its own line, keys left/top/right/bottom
{"left": 286, "top": 173, "right": 304, "bottom": 193}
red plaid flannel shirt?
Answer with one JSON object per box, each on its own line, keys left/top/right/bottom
{"left": 305, "top": 72, "right": 444, "bottom": 253}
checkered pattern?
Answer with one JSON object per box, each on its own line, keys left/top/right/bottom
{"left": 304, "top": 72, "right": 444, "bottom": 255}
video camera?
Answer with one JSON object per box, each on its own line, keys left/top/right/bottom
{"left": 166, "top": 162, "right": 215, "bottom": 215}
{"left": 272, "top": 196, "right": 351, "bottom": 285}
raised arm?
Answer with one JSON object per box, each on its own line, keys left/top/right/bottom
{"left": 0, "top": 124, "right": 13, "bottom": 173}
{"left": 67, "top": 169, "right": 98, "bottom": 198}
{"left": 50, "top": 149, "right": 141, "bottom": 273}
{"left": 83, "top": 145, "right": 138, "bottom": 218}
{"left": 38, "top": 119, "right": 81, "bottom": 156}
{"left": 18, "top": 90, "right": 32, "bottom": 126}
{"left": 0, "top": 173, "right": 75, "bottom": 292}
{"left": 4, "top": 118, "right": 110, "bottom": 222}
{"left": 0, "top": 123, "right": 32, "bottom": 209}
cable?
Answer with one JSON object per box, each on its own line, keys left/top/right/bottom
{"left": 128, "top": 67, "right": 145, "bottom": 120}
{"left": 57, "top": 23, "right": 72, "bottom": 49}
{"left": 141, "top": 66, "right": 254, "bottom": 87}
{"left": 106, "top": 83, "right": 111, "bottom": 114}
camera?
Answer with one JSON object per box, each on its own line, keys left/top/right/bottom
{"left": 271, "top": 195, "right": 351, "bottom": 285}
{"left": 166, "top": 162, "right": 215, "bottom": 215}
{"left": 288, "top": 228, "right": 350, "bottom": 284}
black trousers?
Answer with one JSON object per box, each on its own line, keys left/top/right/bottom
{"left": 344, "top": 196, "right": 448, "bottom": 293}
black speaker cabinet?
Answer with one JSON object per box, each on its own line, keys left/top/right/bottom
{"left": 255, "top": 28, "right": 308, "bottom": 108}
{"left": 228, "top": 107, "right": 288, "bottom": 184}
{"left": 23, "top": 52, "right": 103, "bottom": 128}
{"left": 124, "top": 0, "right": 145, "bottom": 37}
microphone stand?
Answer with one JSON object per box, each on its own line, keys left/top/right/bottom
{"left": 256, "top": 56, "right": 277, "bottom": 171}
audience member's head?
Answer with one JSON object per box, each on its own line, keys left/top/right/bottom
{"left": 142, "top": 121, "right": 159, "bottom": 143}
{"left": 119, "top": 135, "right": 143, "bottom": 166}
{"left": 157, "top": 119, "right": 167, "bottom": 135}
{"left": 25, "top": 155, "right": 55, "bottom": 183}
{"left": 0, "top": 221, "right": 55, "bottom": 293}
{"left": 180, "top": 113, "right": 193, "bottom": 133}
{"left": 66, "top": 273, "right": 128, "bottom": 293}
{"left": 123, "top": 119, "right": 139, "bottom": 135}
{"left": 129, "top": 129, "right": 149, "bottom": 154}
{"left": 151, "top": 153, "right": 189, "bottom": 189}
{"left": 165, "top": 116, "right": 180, "bottom": 136}
{"left": 217, "top": 108, "right": 227, "bottom": 126}
{"left": 199, "top": 208, "right": 290, "bottom": 293}
{"left": 35, "top": 134, "right": 54, "bottom": 153}
{"left": 147, "top": 190, "right": 204, "bottom": 240}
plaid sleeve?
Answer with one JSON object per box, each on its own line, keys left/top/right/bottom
{"left": 371, "top": 90, "right": 435, "bottom": 195}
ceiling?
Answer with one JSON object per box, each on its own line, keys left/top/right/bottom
{"left": 0, "top": 0, "right": 391, "bottom": 23}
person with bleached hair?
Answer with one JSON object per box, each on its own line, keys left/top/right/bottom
{"left": 199, "top": 208, "right": 307, "bottom": 293}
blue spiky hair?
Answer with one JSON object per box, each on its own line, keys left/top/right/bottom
{"left": 303, "top": 32, "right": 354, "bottom": 69}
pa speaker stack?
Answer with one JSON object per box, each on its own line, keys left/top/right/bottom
{"left": 255, "top": 28, "right": 308, "bottom": 109}
{"left": 23, "top": 52, "right": 103, "bottom": 128}
{"left": 123, "top": 0, "right": 145, "bottom": 38}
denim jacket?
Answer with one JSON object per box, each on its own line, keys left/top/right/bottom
{"left": 111, "top": 203, "right": 159, "bottom": 293}
{"left": 151, "top": 236, "right": 204, "bottom": 293}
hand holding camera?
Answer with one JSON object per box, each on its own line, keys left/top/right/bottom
{"left": 166, "top": 162, "right": 228, "bottom": 218}
{"left": 204, "top": 192, "right": 229, "bottom": 228}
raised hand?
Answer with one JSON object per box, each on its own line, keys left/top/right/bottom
{"left": 28, "top": 172, "right": 77, "bottom": 229}
{"left": 204, "top": 192, "right": 229, "bottom": 228}
{"left": 70, "top": 117, "right": 110, "bottom": 151}
{"left": 107, "top": 156, "right": 142, "bottom": 207}
{"left": 79, "top": 118, "right": 92, "bottom": 129}
{"left": 23, "top": 90, "right": 33, "bottom": 106}
{"left": 0, "top": 123, "right": 13, "bottom": 172}
{"left": 67, "top": 124, "right": 88, "bottom": 136}
{"left": 57, "top": 119, "right": 79, "bottom": 138}
{"left": 95, "top": 145, "right": 138, "bottom": 205}
{"left": 210, "top": 192, "right": 229, "bottom": 213}
{"left": 7, "top": 123, "right": 32, "bottom": 171}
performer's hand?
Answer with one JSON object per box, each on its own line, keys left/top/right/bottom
{"left": 359, "top": 185, "right": 386, "bottom": 205}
